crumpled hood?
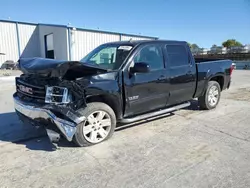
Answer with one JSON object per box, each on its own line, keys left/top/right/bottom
{"left": 18, "top": 57, "right": 107, "bottom": 79}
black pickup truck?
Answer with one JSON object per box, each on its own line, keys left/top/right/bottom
{"left": 14, "top": 40, "right": 233, "bottom": 146}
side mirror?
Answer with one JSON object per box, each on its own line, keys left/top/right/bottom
{"left": 131, "top": 62, "right": 150, "bottom": 73}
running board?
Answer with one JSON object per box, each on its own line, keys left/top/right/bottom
{"left": 119, "top": 102, "right": 190, "bottom": 124}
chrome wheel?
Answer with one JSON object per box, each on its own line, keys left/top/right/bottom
{"left": 208, "top": 86, "right": 219, "bottom": 106}
{"left": 83, "top": 110, "right": 112, "bottom": 143}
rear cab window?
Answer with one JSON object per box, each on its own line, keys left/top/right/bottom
{"left": 165, "top": 44, "right": 190, "bottom": 68}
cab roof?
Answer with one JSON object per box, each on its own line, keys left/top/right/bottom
{"left": 104, "top": 39, "right": 188, "bottom": 46}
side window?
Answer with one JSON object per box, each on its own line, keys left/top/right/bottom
{"left": 166, "top": 45, "right": 189, "bottom": 67}
{"left": 133, "top": 44, "right": 164, "bottom": 70}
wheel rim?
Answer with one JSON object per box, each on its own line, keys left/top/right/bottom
{"left": 208, "top": 86, "right": 219, "bottom": 106}
{"left": 83, "top": 110, "right": 112, "bottom": 143}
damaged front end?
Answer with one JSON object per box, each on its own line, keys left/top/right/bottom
{"left": 14, "top": 93, "right": 85, "bottom": 142}
{"left": 14, "top": 57, "right": 107, "bottom": 143}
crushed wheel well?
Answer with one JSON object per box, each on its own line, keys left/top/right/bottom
{"left": 86, "top": 95, "right": 121, "bottom": 119}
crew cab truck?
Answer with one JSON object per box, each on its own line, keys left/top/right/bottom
{"left": 14, "top": 40, "right": 233, "bottom": 146}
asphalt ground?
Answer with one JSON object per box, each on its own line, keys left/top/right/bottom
{"left": 0, "top": 70, "right": 250, "bottom": 188}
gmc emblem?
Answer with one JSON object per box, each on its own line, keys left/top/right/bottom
{"left": 18, "top": 85, "right": 33, "bottom": 94}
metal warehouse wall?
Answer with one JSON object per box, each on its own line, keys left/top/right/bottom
{"left": 71, "top": 30, "right": 120, "bottom": 61}
{"left": 0, "top": 20, "right": 157, "bottom": 65}
{"left": 121, "top": 35, "right": 152, "bottom": 41}
{"left": 0, "top": 22, "right": 19, "bottom": 65}
{"left": 71, "top": 30, "right": 156, "bottom": 61}
{"left": 39, "top": 25, "right": 68, "bottom": 60}
{"left": 18, "top": 23, "right": 40, "bottom": 58}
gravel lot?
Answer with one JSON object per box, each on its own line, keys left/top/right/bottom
{"left": 0, "top": 70, "right": 21, "bottom": 77}
{"left": 1, "top": 70, "right": 250, "bottom": 188}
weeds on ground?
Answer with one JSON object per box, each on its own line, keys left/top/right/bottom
{"left": 0, "top": 69, "right": 12, "bottom": 76}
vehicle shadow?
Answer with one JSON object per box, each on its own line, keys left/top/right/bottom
{"left": 184, "top": 99, "right": 200, "bottom": 111}
{"left": 19, "top": 135, "right": 79, "bottom": 151}
{"left": 116, "top": 113, "right": 175, "bottom": 132}
{"left": 0, "top": 101, "right": 200, "bottom": 151}
{"left": 116, "top": 100, "right": 200, "bottom": 132}
{"left": 0, "top": 112, "right": 59, "bottom": 151}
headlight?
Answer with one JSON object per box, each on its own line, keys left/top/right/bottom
{"left": 45, "top": 86, "right": 72, "bottom": 104}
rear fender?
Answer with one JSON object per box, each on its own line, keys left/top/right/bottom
{"left": 202, "top": 71, "right": 225, "bottom": 95}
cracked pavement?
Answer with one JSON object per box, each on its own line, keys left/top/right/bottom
{"left": 1, "top": 70, "right": 250, "bottom": 188}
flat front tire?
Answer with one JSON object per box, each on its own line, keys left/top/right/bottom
{"left": 198, "top": 81, "right": 221, "bottom": 110}
{"left": 74, "top": 102, "right": 116, "bottom": 147}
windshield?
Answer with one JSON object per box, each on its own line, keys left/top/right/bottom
{"left": 80, "top": 44, "right": 134, "bottom": 70}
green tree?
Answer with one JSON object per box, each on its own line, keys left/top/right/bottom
{"left": 222, "top": 39, "right": 243, "bottom": 48}
{"left": 190, "top": 43, "right": 199, "bottom": 50}
{"left": 187, "top": 43, "right": 199, "bottom": 50}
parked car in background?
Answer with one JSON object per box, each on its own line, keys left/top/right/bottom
{"left": 1, "top": 60, "right": 19, "bottom": 70}
{"left": 14, "top": 40, "right": 233, "bottom": 147}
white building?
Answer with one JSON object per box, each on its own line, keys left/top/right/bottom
{"left": 227, "top": 45, "right": 250, "bottom": 53}
{"left": 242, "top": 45, "right": 250, "bottom": 53}
{"left": 210, "top": 46, "right": 227, "bottom": 54}
{"left": 0, "top": 20, "right": 157, "bottom": 66}
{"left": 198, "top": 48, "right": 209, "bottom": 55}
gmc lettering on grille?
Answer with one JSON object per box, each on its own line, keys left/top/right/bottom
{"left": 18, "top": 85, "right": 33, "bottom": 94}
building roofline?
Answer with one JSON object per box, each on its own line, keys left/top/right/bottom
{"left": 0, "top": 19, "right": 158, "bottom": 39}
{"left": 70, "top": 27, "right": 157, "bottom": 39}
{"left": 38, "top": 23, "right": 68, "bottom": 28}
{"left": 0, "top": 19, "right": 37, "bottom": 26}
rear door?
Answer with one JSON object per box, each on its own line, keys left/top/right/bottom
{"left": 123, "top": 43, "right": 170, "bottom": 117}
{"left": 163, "top": 43, "right": 196, "bottom": 105}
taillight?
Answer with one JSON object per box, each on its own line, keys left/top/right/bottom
{"left": 229, "top": 64, "right": 234, "bottom": 76}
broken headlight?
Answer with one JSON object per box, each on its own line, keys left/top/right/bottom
{"left": 45, "top": 86, "right": 72, "bottom": 104}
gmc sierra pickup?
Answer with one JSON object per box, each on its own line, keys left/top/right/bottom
{"left": 14, "top": 40, "right": 233, "bottom": 146}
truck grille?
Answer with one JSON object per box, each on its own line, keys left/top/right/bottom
{"left": 16, "top": 78, "right": 46, "bottom": 101}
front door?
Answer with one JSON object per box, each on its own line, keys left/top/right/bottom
{"left": 123, "top": 43, "right": 170, "bottom": 117}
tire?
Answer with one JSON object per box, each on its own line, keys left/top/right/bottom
{"left": 198, "top": 81, "right": 221, "bottom": 110}
{"left": 74, "top": 102, "right": 116, "bottom": 147}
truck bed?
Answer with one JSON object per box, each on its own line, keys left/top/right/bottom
{"left": 195, "top": 57, "right": 226, "bottom": 63}
{"left": 194, "top": 58, "right": 233, "bottom": 98}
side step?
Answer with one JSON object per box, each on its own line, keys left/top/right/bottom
{"left": 119, "top": 101, "right": 190, "bottom": 124}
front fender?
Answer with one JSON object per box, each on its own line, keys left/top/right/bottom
{"left": 84, "top": 81, "right": 123, "bottom": 119}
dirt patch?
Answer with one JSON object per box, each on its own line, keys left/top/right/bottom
{"left": 0, "top": 70, "right": 22, "bottom": 77}
{"left": 226, "top": 88, "right": 250, "bottom": 101}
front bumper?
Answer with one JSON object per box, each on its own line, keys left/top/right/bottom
{"left": 13, "top": 94, "right": 85, "bottom": 141}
